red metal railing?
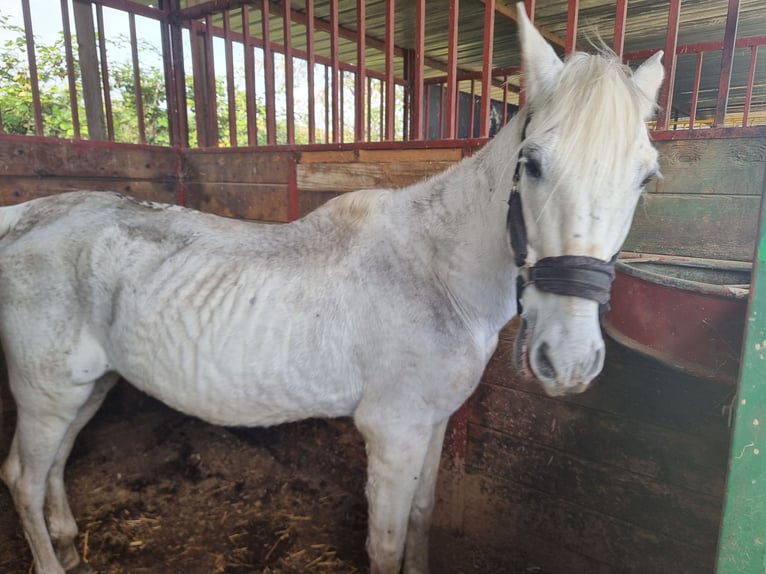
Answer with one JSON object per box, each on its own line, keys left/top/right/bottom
{"left": 2, "top": 0, "right": 765, "bottom": 147}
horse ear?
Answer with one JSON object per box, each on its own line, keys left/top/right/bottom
{"left": 516, "top": 2, "right": 563, "bottom": 104}
{"left": 632, "top": 51, "right": 665, "bottom": 118}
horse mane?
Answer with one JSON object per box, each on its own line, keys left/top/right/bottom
{"left": 526, "top": 49, "right": 654, "bottom": 194}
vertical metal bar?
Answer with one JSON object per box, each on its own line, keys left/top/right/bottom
{"left": 224, "top": 10, "right": 237, "bottom": 146}
{"left": 242, "top": 5, "right": 257, "bottom": 146}
{"left": 714, "top": 0, "right": 741, "bottom": 127}
{"left": 306, "top": 0, "right": 316, "bottom": 144}
{"left": 204, "top": 16, "right": 218, "bottom": 146}
{"left": 355, "top": 0, "right": 366, "bottom": 143}
{"left": 743, "top": 46, "right": 759, "bottom": 126}
{"left": 689, "top": 51, "right": 703, "bottom": 130}
{"left": 60, "top": 0, "right": 81, "bottom": 138}
{"left": 22, "top": 0, "right": 44, "bottom": 136}
{"left": 169, "top": 5, "right": 188, "bottom": 148}
{"left": 424, "top": 83, "right": 431, "bottom": 139}
{"left": 262, "top": 0, "right": 277, "bottom": 145}
{"left": 129, "top": 13, "right": 146, "bottom": 144}
{"left": 440, "top": 82, "right": 446, "bottom": 139}
{"left": 566, "top": 0, "right": 579, "bottom": 56}
{"left": 411, "top": 0, "right": 426, "bottom": 140}
{"left": 340, "top": 71, "right": 345, "bottom": 142}
{"left": 502, "top": 73, "right": 509, "bottom": 125}
{"left": 379, "top": 78, "right": 384, "bottom": 141}
{"left": 283, "top": 0, "right": 295, "bottom": 144}
{"left": 384, "top": 0, "right": 396, "bottom": 140}
{"left": 95, "top": 5, "right": 114, "bottom": 141}
{"left": 480, "top": 0, "right": 495, "bottom": 138}
{"left": 613, "top": 0, "right": 628, "bottom": 59}
{"left": 73, "top": 0, "right": 105, "bottom": 140}
{"left": 367, "top": 76, "right": 372, "bottom": 141}
{"left": 469, "top": 80, "right": 476, "bottom": 138}
{"left": 446, "top": 0, "right": 459, "bottom": 139}
{"left": 656, "top": 0, "right": 681, "bottom": 131}
{"left": 324, "top": 65, "right": 330, "bottom": 143}
{"left": 330, "top": 0, "right": 340, "bottom": 142}
{"left": 190, "top": 21, "right": 205, "bottom": 146}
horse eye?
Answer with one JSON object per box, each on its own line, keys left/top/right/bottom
{"left": 641, "top": 173, "right": 655, "bottom": 187}
{"left": 524, "top": 158, "right": 542, "bottom": 180}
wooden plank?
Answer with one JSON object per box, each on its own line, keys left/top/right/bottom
{"left": 297, "top": 161, "right": 456, "bottom": 193}
{"left": 468, "top": 383, "right": 727, "bottom": 495}
{"left": 463, "top": 475, "right": 714, "bottom": 574}
{"left": 624, "top": 193, "right": 760, "bottom": 261}
{"left": 356, "top": 148, "right": 463, "bottom": 163}
{"left": 182, "top": 150, "right": 292, "bottom": 184}
{"left": 298, "top": 190, "right": 341, "bottom": 217}
{"left": 298, "top": 150, "right": 357, "bottom": 164}
{"left": 0, "top": 177, "right": 176, "bottom": 205}
{"left": 468, "top": 425, "right": 722, "bottom": 551}
{"left": 0, "top": 140, "right": 177, "bottom": 180}
{"left": 184, "top": 182, "right": 289, "bottom": 222}
{"left": 654, "top": 138, "right": 766, "bottom": 196}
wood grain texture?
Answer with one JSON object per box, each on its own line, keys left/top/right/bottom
{"left": 624, "top": 193, "right": 760, "bottom": 261}
{"left": 184, "top": 181, "right": 289, "bottom": 222}
{"left": 0, "top": 177, "right": 176, "bottom": 205}
{"left": 0, "top": 139, "right": 177, "bottom": 180}
{"left": 183, "top": 150, "right": 293, "bottom": 184}
{"left": 654, "top": 138, "right": 766, "bottom": 196}
{"left": 297, "top": 161, "right": 456, "bottom": 193}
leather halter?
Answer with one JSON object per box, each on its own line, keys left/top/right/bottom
{"left": 507, "top": 113, "right": 618, "bottom": 315}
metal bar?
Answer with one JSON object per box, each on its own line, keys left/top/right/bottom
{"left": 411, "top": 0, "right": 426, "bottom": 140}
{"left": 480, "top": 0, "right": 495, "bottom": 138}
{"left": 379, "top": 78, "right": 384, "bottom": 141}
{"left": 242, "top": 5, "right": 257, "bottom": 146}
{"left": 424, "top": 83, "right": 430, "bottom": 139}
{"left": 95, "top": 0, "right": 165, "bottom": 20}
{"left": 689, "top": 52, "right": 703, "bottom": 130}
{"left": 224, "top": 11, "right": 237, "bottom": 146}
{"left": 625, "top": 35, "right": 766, "bottom": 62}
{"left": 424, "top": 66, "right": 520, "bottom": 85}
{"left": 22, "top": 0, "right": 44, "bottom": 136}
{"left": 283, "top": 0, "right": 295, "bottom": 144}
{"left": 613, "top": 0, "right": 628, "bottom": 59}
{"left": 324, "top": 65, "right": 330, "bottom": 143}
{"left": 262, "top": 0, "right": 276, "bottom": 145}
{"left": 385, "top": 0, "right": 396, "bottom": 140}
{"left": 445, "top": 0, "right": 459, "bottom": 139}
{"left": 330, "top": 0, "right": 340, "bottom": 142}
{"left": 714, "top": 0, "right": 741, "bottom": 127}
{"left": 129, "top": 13, "right": 146, "bottom": 144}
{"left": 169, "top": 3, "right": 189, "bottom": 148}
{"left": 60, "top": 0, "right": 81, "bottom": 139}
{"left": 440, "top": 82, "right": 446, "bottom": 139}
{"left": 656, "top": 0, "right": 681, "bottom": 131}
{"left": 355, "top": 0, "right": 366, "bottom": 143}
{"left": 190, "top": 21, "right": 206, "bottom": 145}
{"left": 340, "top": 71, "right": 345, "bottom": 143}
{"left": 367, "top": 76, "right": 372, "bottom": 141}
{"left": 179, "top": 0, "right": 249, "bottom": 20}
{"left": 565, "top": 0, "right": 579, "bottom": 56}
{"left": 469, "top": 80, "right": 476, "bottom": 138}
{"left": 743, "top": 46, "right": 759, "bottom": 126}
{"left": 204, "top": 16, "right": 218, "bottom": 146}
{"left": 95, "top": 5, "right": 115, "bottom": 141}
{"left": 306, "top": 0, "right": 315, "bottom": 144}
{"left": 502, "top": 74, "right": 509, "bottom": 126}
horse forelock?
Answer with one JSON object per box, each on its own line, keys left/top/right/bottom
{"left": 527, "top": 51, "right": 654, "bottom": 193}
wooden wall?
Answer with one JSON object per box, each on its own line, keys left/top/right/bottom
{"left": 625, "top": 136, "right": 766, "bottom": 261}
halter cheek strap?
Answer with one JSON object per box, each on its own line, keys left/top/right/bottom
{"left": 507, "top": 113, "right": 618, "bottom": 315}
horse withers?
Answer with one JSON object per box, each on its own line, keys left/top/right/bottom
{"left": 0, "top": 5, "right": 663, "bottom": 574}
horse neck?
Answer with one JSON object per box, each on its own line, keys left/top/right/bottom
{"left": 399, "top": 120, "right": 523, "bottom": 338}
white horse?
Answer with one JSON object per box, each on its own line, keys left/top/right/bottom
{"left": 0, "top": 6, "right": 664, "bottom": 574}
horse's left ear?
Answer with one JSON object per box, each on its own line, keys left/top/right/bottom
{"left": 516, "top": 2, "right": 563, "bottom": 105}
{"left": 632, "top": 51, "right": 665, "bottom": 119}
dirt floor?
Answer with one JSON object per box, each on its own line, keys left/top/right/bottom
{"left": 0, "top": 383, "right": 503, "bottom": 574}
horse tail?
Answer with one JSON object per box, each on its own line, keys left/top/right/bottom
{"left": 0, "top": 202, "right": 29, "bottom": 241}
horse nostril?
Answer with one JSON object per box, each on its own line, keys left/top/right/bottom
{"left": 534, "top": 342, "right": 557, "bottom": 380}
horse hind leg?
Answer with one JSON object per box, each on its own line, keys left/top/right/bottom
{"left": 45, "top": 373, "right": 118, "bottom": 573}
{"left": 1, "top": 368, "right": 103, "bottom": 574}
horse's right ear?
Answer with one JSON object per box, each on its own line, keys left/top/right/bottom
{"left": 516, "top": 2, "right": 563, "bottom": 105}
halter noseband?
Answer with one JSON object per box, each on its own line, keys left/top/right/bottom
{"left": 507, "top": 113, "right": 618, "bottom": 315}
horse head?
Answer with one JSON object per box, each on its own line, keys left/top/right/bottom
{"left": 510, "top": 5, "right": 664, "bottom": 396}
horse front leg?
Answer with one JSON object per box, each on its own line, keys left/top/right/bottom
{"left": 355, "top": 412, "right": 434, "bottom": 574}
{"left": 403, "top": 419, "right": 448, "bottom": 574}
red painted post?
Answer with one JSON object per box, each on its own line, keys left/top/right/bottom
{"left": 480, "top": 0, "right": 495, "bottom": 138}
{"left": 566, "top": 0, "right": 579, "bottom": 56}
{"left": 743, "top": 46, "right": 758, "bottom": 126}
{"left": 169, "top": 8, "right": 188, "bottom": 148}
{"left": 446, "top": 0, "right": 459, "bottom": 139}
{"left": 224, "top": 10, "right": 237, "bottom": 146}
{"left": 129, "top": 13, "right": 146, "bottom": 144}
{"left": 330, "top": 0, "right": 340, "bottom": 143}
{"left": 60, "top": 0, "right": 81, "bottom": 139}
{"left": 613, "top": 0, "right": 628, "bottom": 59}
{"left": 714, "top": 0, "right": 741, "bottom": 127}
{"left": 385, "top": 0, "right": 396, "bottom": 140}
{"left": 21, "top": 0, "right": 43, "bottom": 136}
{"left": 261, "top": 0, "right": 277, "bottom": 145}
{"left": 242, "top": 5, "right": 257, "bottom": 146}
{"left": 412, "top": 0, "right": 426, "bottom": 140}
{"left": 95, "top": 5, "right": 115, "bottom": 141}
{"left": 656, "top": 0, "right": 681, "bottom": 131}
{"left": 283, "top": 0, "right": 295, "bottom": 144}
{"left": 355, "top": 0, "right": 366, "bottom": 143}
{"left": 689, "top": 52, "right": 703, "bottom": 130}
{"left": 306, "top": 0, "right": 315, "bottom": 144}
